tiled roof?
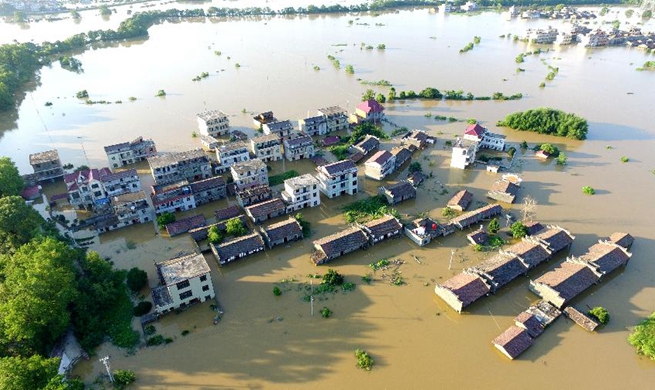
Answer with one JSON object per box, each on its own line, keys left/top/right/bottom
{"left": 450, "top": 204, "right": 502, "bottom": 229}
{"left": 439, "top": 272, "right": 491, "bottom": 307}
{"left": 391, "top": 147, "right": 412, "bottom": 167}
{"left": 366, "top": 150, "right": 393, "bottom": 166}
{"left": 166, "top": 215, "right": 207, "bottom": 237}
{"left": 504, "top": 240, "right": 551, "bottom": 269}
{"left": 515, "top": 312, "right": 545, "bottom": 338}
{"left": 356, "top": 99, "right": 384, "bottom": 114}
{"left": 301, "top": 116, "right": 325, "bottom": 126}
{"left": 609, "top": 232, "right": 634, "bottom": 249}
{"left": 190, "top": 176, "right": 226, "bottom": 193}
{"left": 214, "top": 233, "right": 265, "bottom": 261}
{"left": 320, "top": 159, "right": 357, "bottom": 176}
{"left": 447, "top": 190, "right": 473, "bottom": 210}
{"left": 533, "top": 226, "right": 574, "bottom": 252}
{"left": 29, "top": 149, "right": 60, "bottom": 165}
{"left": 581, "top": 242, "right": 630, "bottom": 274}
{"left": 112, "top": 190, "right": 148, "bottom": 206}
{"left": 262, "top": 218, "right": 303, "bottom": 242}
{"left": 533, "top": 262, "right": 600, "bottom": 302}
{"left": 471, "top": 253, "right": 527, "bottom": 290}
{"left": 490, "top": 179, "right": 520, "bottom": 196}
{"left": 467, "top": 229, "right": 488, "bottom": 245}
{"left": 524, "top": 221, "right": 545, "bottom": 236}
{"left": 408, "top": 171, "right": 426, "bottom": 186}
{"left": 236, "top": 184, "right": 272, "bottom": 200}
{"left": 266, "top": 120, "right": 294, "bottom": 131}
{"left": 215, "top": 205, "right": 242, "bottom": 222}
{"left": 322, "top": 136, "right": 341, "bottom": 146}
{"left": 100, "top": 168, "right": 138, "bottom": 183}
{"left": 563, "top": 307, "right": 599, "bottom": 332}
{"left": 465, "top": 123, "right": 486, "bottom": 137}
{"left": 362, "top": 215, "right": 402, "bottom": 237}
{"left": 245, "top": 198, "right": 286, "bottom": 219}
{"left": 354, "top": 135, "right": 380, "bottom": 153}
{"left": 381, "top": 181, "right": 416, "bottom": 200}
{"left": 492, "top": 326, "right": 533, "bottom": 359}
{"left": 156, "top": 253, "right": 210, "bottom": 285}
{"left": 284, "top": 132, "right": 313, "bottom": 148}
{"left": 313, "top": 226, "right": 368, "bottom": 259}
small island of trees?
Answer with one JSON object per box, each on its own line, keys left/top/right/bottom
{"left": 496, "top": 108, "right": 588, "bottom": 140}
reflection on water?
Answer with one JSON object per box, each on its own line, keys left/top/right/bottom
{"left": 1, "top": 7, "right": 654, "bottom": 389}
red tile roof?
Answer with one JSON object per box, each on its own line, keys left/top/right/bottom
{"left": 356, "top": 99, "right": 384, "bottom": 114}
{"left": 465, "top": 123, "right": 486, "bottom": 137}
{"left": 492, "top": 326, "right": 533, "bottom": 359}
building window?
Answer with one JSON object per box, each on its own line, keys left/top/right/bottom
{"left": 200, "top": 275, "right": 207, "bottom": 282}
{"left": 179, "top": 291, "right": 193, "bottom": 300}
{"left": 202, "top": 285, "right": 210, "bottom": 292}
{"left": 176, "top": 280, "right": 190, "bottom": 290}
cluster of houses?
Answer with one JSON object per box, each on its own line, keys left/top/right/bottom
{"left": 492, "top": 232, "right": 633, "bottom": 360}
{"left": 511, "top": 6, "right": 597, "bottom": 20}
{"left": 440, "top": 1, "right": 478, "bottom": 13}
{"left": 521, "top": 24, "right": 655, "bottom": 49}
{"left": 450, "top": 123, "right": 506, "bottom": 170}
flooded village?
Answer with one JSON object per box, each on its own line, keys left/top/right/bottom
{"left": 1, "top": 1, "right": 655, "bottom": 389}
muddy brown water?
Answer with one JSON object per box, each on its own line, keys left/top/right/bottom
{"left": 1, "top": 6, "right": 655, "bottom": 389}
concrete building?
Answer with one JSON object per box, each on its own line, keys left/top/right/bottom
{"left": 100, "top": 168, "right": 141, "bottom": 198}
{"left": 64, "top": 168, "right": 112, "bottom": 209}
{"left": 29, "top": 149, "right": 64, "bottom": 181}
{"left": 151, "top": 253, "right": 215, "bottom": 315}
{"left": 450, "top": 124, "right": 506, "bottom": 169}
{"left": 391, "top": 147, "right": 412, "bottom": 170}
{"left": 189, "top": 176, "right": 226, "bottom": 205}
{"left": 402, "top": 129, "right": 433, "bottom": 150}
{"left": 526, "top": 27, "right": 558, "bottom": 44}
{"left": 316, "top": 159, "right": 359, "bottom": 198}
{"left": 250, "top": 134, "right": 282, "bottom": 162}
{"left": 104, "top": 136, "right": 157, "bottom": 168}
{"left": 215, "top": 141, "right": 250, "bottom": 170}
{"left": 245, "top": 198, "right": 287, "bottom": 224}
{"left": 199, "top": 135, "right": 220, "bottom": 152}
{"left": 230, "top": 159, "right": 268, "bottom": 190}
{"left": 235, "top": 184, "right": 273, "bottom": 208}
{"left": 317, "top": 106, "right": 349, "bottom": 133}
{"left": 148, "top": 149, "right": 211, "bottom": 185}
{"left": 364, "top": 150, "right": 396, "bottom": 180}
{"left": 298, "top": 115, "right": 327, "bottom": 136}
{"left": 253, "top": 111, "right": 277, "bottom": 128}
{"left": 197, "top": 110, "right": 230, "bottom": 138}
{"left": 354, "top": 99, "right": 385, "bottom": 122}
{"left": 450, "top": 139, "right": 479, "bottom": 170}
{"left": 151, "top": 181, "right": 196, "bottom": 215}
{"left": 95, "top": 190, "right": 154, "bottom": 234}
{"left": 281, "top": 173, "right": 321, "bottom": 212}
{"left": 263, "top": 120, "right": 294, "bottom": 138}
{"left": 260, "top": 218, "right": 304, "bottom": 249}
{"left": 379, "top": 181, "right": 416, "bottom": 205}
{"left": 352, "top": 135, "right": 380, "bottom": 156}
{"left": 283, "top": 131, "right": 315, "bottom": 161}
{"left": 311, "top": 226, "right": 369, "bottom": 265}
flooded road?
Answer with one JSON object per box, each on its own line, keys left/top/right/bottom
{"left": 1, "top": 5, "right": 655, "bottom": 389}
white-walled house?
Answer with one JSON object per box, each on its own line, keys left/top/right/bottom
{"left": 215, "top": 141, "right": 250, "bottom": 170}
{"left": 104, "top": 136, "right": 157, "bottom": 168}
{"left": 450, "top": 124, "right": 506, "bottom": 169}
{"left": 151, "top": 253, "right": 215, "bottom": 315}
{"left": 250, "top": 134, "right": 283, "bottom": 162}
{"left": 263, "top": 120, "right": 294, "bottom": 138}
{"left": 317, "top": 106, "right": 349, "bottom": 133}
{"left": 148, "top": 149, "right": 212, "bottom": 185}
{"left": 151, "top": 181, "right": 196, "bottom": 215}
{"left": 281, "top": 173, "right": 321, "bottom": 212}
{"left": 197, "top": 110, "right": 230, "bottom": 137}
{"left": 298, "top": 116, "right": 327, "bottom": 136}
{"left": 316, "top": 159, "right": 359, "bottom": 198}
{"left": 283, "top": 132, "right": 315, "bottom": 161}
{"left": 230, "top": 159, "right": 269, "bottom": 190}
{"left": 364, "top": 150, "right": 396, "bottom": 180}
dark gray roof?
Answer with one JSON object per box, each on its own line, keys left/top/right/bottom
{"left": 381, "top": 181, "right": 416, "bottom": 200}
{"left": 100, "top": 168, "right": 139, "bottom": 183}
{"left": 214, "top": 233, "right": 265, "bottom": 261}
{"left": 262, "top": 218, "right": 303, "bottom": 242}
{"left": 190, "top": 176, "right": 226, "bottom": 193}
{"left": 246, "top": 198, "right": 286, "bottom": 219}
{"left": 215, "top": 205, "right": 243, "bottom": 222}
{"left": 320, "top": 159, "right": 357, "bottom": 176}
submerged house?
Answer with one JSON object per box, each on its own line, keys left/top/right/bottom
{"left": 434, "top": 272, "right": 491, "bottom": 313}
{"left": 364, "top": 150, "right": 396, "bottom": 181}
{"left": 236, "top": 184, "right": 273, "bottom": 208}
{"left": 104, "top": 136, "right": 157, "bottom": 168}
{"left": 563, "top": 307, "right": 599, "bottom": 332}
{"left": 492, "top": 326, "right": 533, "bottom": 360}
{"left": 29, "top": 149, "right": 64, "bottom": 181}
{"left": 529, "top": 262, "right": 600, "bottom": 309}
{"left": 211, "top": 232, "right": 265, "bottom": 266}
{"left": 197, "top": 110, "right": 230, "bottom": 138}
{"left": 379, "top": 181, "right": 416, "bottom": 205}
{"left": 260, "top": 218, "right": 304, "bottom": 249}
{"left": 450, "top": 203, "right": 502, "bottom": 230}
{"left": 354, "top": 99, "right": 385, "bottom": 122}
{"left": 317, "top": 106, "right": 349, "bottom": 133}
{"left": 263, "top": 120, "right": 294, "bottom": 138}
{"left": 352, "top": 135, "right": 380, "bottom": 156}
{"left": 391, "top": 147, "right": 412, "bottom": 170}
{"left": 401, "top": 129, "right": 433, "bottom": 150}
{"left": 487, "top": 177, "right": 521, "bottom": 204}
{"left": 311, "top": 226, "right": 369, "bottom": 265}
{"left": 245, "top": 197, "right": 287, "bottom": 224}
{"left": 151, "top": 253, "right": 215, "bottom": 315}
{"left": 359, "top": 215, "right": 403, "bottom": 245}
{"left": 250, "top": 134, "right": 283, "bottom": 162}
{"left": 148, "top": 149, "right": 211, "bottom": 186}
{"left": 189, "top": 176, "right": 226, "bottom": 205}
{"left": 447, "top": 189, "right": 473, "bottom": 212}
{"left": 165, "top": 214, "right": 207, "bottom": 237}
{"left": 151, "top": 181, "right": 195, "bottom": 215}
{"left": 316, "top": 159, "right": 359, "bottom": 198}
{"left": 283, "top": 131, "right": 315, "bottom": 161}
{"left": 404, "top": 218, "right": 455, "bottom": 246}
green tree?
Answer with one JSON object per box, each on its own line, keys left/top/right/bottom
{"left": 113, "top": 369, "right": 136, "bottom": 389}
{"left": 225, "top": 218, "right": 247, "bottom": 237}
{"left": 0, "top": 195, "right": 45, "bottom": 254}
{"left": 589, "top": 307, "right": 610, "bottom": 324}
{"left": 207, "top": 225, "right": 223, "bottom": 243}
{"left": 557, "top": 152, "right": 567, "bottom": 165}
{"left": 156, "top": 212, "right": 175, "bottom": 228}
{"left": 322, "top": 269, "right": 344, "bottom": 286}
{"left": 0, "top": 157, "right": 24, "bottom": 197}
{"left": 387, "top": 87, "right": 396, "bottom": 101}
{"left": 70, "top": 10, "right": 81, "bottom": 20}
{"left": 362, "top": 89, "right": 375, "bottom": 101}
{"left": 628, "top": 312, "right": 655, "bottom": 360}
{"left": 0, "top": 238, "right": 77, "bottom": 354}
{"left": 99, "top": 5, "right": 112, "bottom": 16}
{"left": 355, "top": 349, "right": 374, "bottom": 370}
{"left": 408, "top": 162, "right": 422, "bottom": 173}
{"left": 582, "top": 186, "right": 595, "bottom": 195}
{"left": 487, "top": 218, "right": 500, "bottom": 234}
{"left": 539, "top": 143, "right": 560, "bottom": 157}
{"left": 345, "top": 65, "right": 354, "bottom": 74}
{"left": 126, "top": 267, "right": 148, "bottom": 293}
{"left": 0, "top": 355, "right": 60, "bottom": 390}
{"left": 375, "top": 93, "right": 386, "bottom": 103}
{"left": 510, "top": 221, "right": 528, "bottom": 239}
{"left": 643, "top": 10, "right": 653, "bottom": 19}
{"left": 321, "top": 307, "right": 333, "bottom": 318}
{"left": 273, "top": 286, "right": 282, "bottom": 296}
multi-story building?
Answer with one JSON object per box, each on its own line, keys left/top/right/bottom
{"left": 199, "top": 135, "right": 220, "bottom": 152}
{"left": 151, "top": 253, "right": 215, "bottom": 315}
{"left": 298, "top": 116, "right": 327, "bottom": 136}
{"left": 65, "top": 168, "right": 113, "bottom": 209}
{"left": 450, "top": 139, "right": 479, "bottom": 170}
{"left": 230, "top": 159, "right": 268, "bottom": 190}
{"left": 283, "top": 131, "right": 315, "bottom": 161}
{"left": 281, "top": 173, "right": 321, "bottom": 212}
{"left": 316, "top": 159, "right": 359, "bottom": 198}
{"left": 263, "top": 120, "right": 294, "bottom": 138}
{"left": 236, "top": 184, "right": 273, "bottom": 208}
{"left": 101, "top": 168, "right": 141, "bottom": 197}
{"left": 391, "top": 147, "right": 412, "bottom": 170}
{"left": 189, "top": 176, "right": 226, "bottom": 205}
{"left": 364, "top": 150, "right": 396, "bottom": 180}
{"left": 197, "top": 110, "right": 230, "bottom": 138}
{"left": 526, "top": 27, "right": 558, "bottom": 44}
{"left": 352, "top": 135, "right": 380, "bottom": 156}
{"left": 95, "top": 190, "right": 154, "bottom": 234}
{"left": 402, "top": 129, "right": 433, "bottom": 150}
{"left": 250, "top": 134, "right": 282, "bottom": 162}
{"left": 104, "top": 136, "right": 157, "bottom": 168}
{"left": 148, "top": 149, "right": 211, "bottom": 185}
{"left": 29, "top": 149, "right": 64, "bottom": 181}
{"left": 151, "top": 181, "right": 196, "bottom": 215}
{"left": 253, "top": 111, "right": 277, "bottom": 128}
{"left": 215, "top": 141, "right": 250, "bottom": 170}
{"left": 354, "top": 99, "right": 384, "bottom": 122}
{"left": 451, "top": 124, "right": 506, "bottom": 170}
{"left": 318, "top": 106, "right": 349, "bottom": 133}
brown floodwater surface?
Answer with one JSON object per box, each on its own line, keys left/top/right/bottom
{"left": 1, "top": 6, "right": 654, "bottom": 389}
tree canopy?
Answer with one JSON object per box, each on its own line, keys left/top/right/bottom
{"left": 0, "top": 157, "right": 23, "bottom": 197}
{"left": 0, "top": 355, "right": 60, "bottom": 390}
{"left": 497, "top": 108, "right": 588, "bottom": 140}
{"left": 0, "top": 195, "right": 45, "bottom": 254}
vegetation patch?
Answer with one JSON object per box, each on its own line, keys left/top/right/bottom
{"left": 343, "top": 195, "right": 398, "bottom": 223}
{"left": 628, "top": 312, "right": 655, "bottom": 361}
{"left": 497, "top": 108, "right": 588, "bottom": 140}
{"left": 588, "top": 307, "right": 610, "bottom": 325}
{"left": 355, "top": 349, "right": 375, "bottom": 370}
{"left": 582, "top": 186, "right": 595, "bottom": 195}
{"left": 269, "top": 170, "right": 300, "bottom": 186}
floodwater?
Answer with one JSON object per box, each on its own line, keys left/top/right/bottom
{"left": 1, "top": 4, "right": 655, "bottom": 389}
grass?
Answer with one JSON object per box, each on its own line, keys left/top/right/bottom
{"left": 343, "top": 195, "right": 398, "bottom": 223}
{"left": 269, "top": 170, "right": 300, "bottom": 186}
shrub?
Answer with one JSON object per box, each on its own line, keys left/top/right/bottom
{"left": 225, "top": 218, "right": 247, "bottom": 236}
{"left": 76, "top": 90, "right": 89, "bottom": 98}
{"left": 621, "top": 156, "right": 629, "bottom": 163}
{"left": 361, "top": 274, "right": 372, "bottom": 284}
{"left": 582, "top": 186, "right": 595, "bottom": 195}
{"left": 146, "top": 335, "right": 165, "bottom": 346}
{"left": 207, "top": 226, "right": 223, "bottom": 244}
{"left": 113, "top": 369, "right": 136, "bottom": 389}
{"left": 442, "top": 207, "right": 457, "bottom": 219}
{"left": 510, "top": 221, "right": 528, "bottom": 238}
{"left": 126, "top": 267, "right": 148, "bottom": 293}
{"left": 144, "top": 325, "right": 156, "bottom": 335}
{"left": 156, "top": 212, "right": 175, "bottom": 228}
{"left": 155, "top": 89, "right": 166, "bottom": 97}
{"left": 507, "top": 146, "right": 516, "bottom": 158}
{"left": 557, "top": 152, "right": 567, "bottom": 165}
{"left": 181, "top": 330, "right": 190, "bottom": 336}
{"left": 408, "top": 162, "right": 422, "bottom": 173}
{"left": 133, "top": 301, "right": 152, "bottom": 317}
{"left": 355, "top": 349, "right": 374, "bottom": 370}
{"left": 487, "top": 218, "right": 500, "bottom": 234}
{"left": 589, "top": 307, "right": 610, "bottom": 324}
{"left": 345, "top": 65, "right": 355, "bottom": 74}
{"left": 628, "top": 312, "right": 655, "bottom": 360}
{"left": 273, "top": 286, "right": 282, "bottom": 296}
{"left": 322, "top": 269, "right": 344, "bottom": 286}
{"left": 321, "top": 307, "right": 333, "bottom": 318}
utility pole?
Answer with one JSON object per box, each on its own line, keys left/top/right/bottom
{"left": 449, "top": 249, "right": 456, "bottom": 270}
{"left": 77, "top": 136, "right": 90, "bottom": 167}
{"left": 310, "top": 279, "right": 314, "bottom": 317}
{"left": 99, "top": 356, "right": 114, "bottom": 383}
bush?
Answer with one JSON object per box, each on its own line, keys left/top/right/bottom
{"left": 322, "top": 269, "right": 344, "bottom": 286}
{"left": 207, "top": 226, "right": 223, "bottom": 244}
{"left": 628, "top": 312, "right": 655, "bottom": 360}
{"left": 144, "top": 325, "right": 156, "bottom": 335}
{"left": 582, "top": 186, "right": 595, "bottom": 195}
{"left": 488, "top": 218, "right": 500, "bottom": 234}
{"left": 588, "top": 307, "right": 610, "bottom": 324}
{"left": 146, "top": 335, "right": 165, "bottom": 346}
{"left": 557, "top": 152, "right": 567, "bottom": 165}
{"left": 497, "top": 108, "right": 588, "bottom": 140}
{"left": 441, "top": 207, "right": 457, "bottom": 219}
{"left": 76, "top": 90, "right": 89, "bottom": 98}
{"left": 126, "top": 267, "right": 148, "bottom": 293}
{"left": 408, "top": 162, "right": 422, "bottom": 173}
{"left": 113, "top": 369, "right": 136, "bottom": 389}
{"left": 156, "top": 212, "right": 175, "bottom": 228}
{"left": 510, "top": 221, "right": 528, "bottom": 238}
{"left": 507, "top": 146, "right": 516, "bottom": 158}
{"left": 539, "top": 143, "right": 560, "bottom": 157}
{"left": 155, "top": 89, "right": 166, "bottom": 97}
{"left": 133, "top": 301, "right": 152, "bottom": 317}
{"left": 321, "top": 307, "right": 333, "bottom": 318}
{"left": 343, "top": 195, "right": 398, "bottom": 223}
{"left": 225, "top": 218, "right": 247, "bottom": 237}
{"left": 355, "top": 349, "right": 374, "bottom": 370}
{"left": 273, "top": 286, "right": 282, "bottom": 296}
{"left": 621, "top": 156, "right": 629, "bottom": 163}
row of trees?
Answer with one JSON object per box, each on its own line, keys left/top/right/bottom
{"left": 0, "top": 157, "right": 138, "bottom": 388}
{"left": 496, "top": 108, "right": 588, "bottom": 140}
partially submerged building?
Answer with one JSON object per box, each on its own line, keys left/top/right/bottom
{"left": 404, "top": 218, "right": 455, "bottom": 246}
{"left": 434, "top": 272, "right": 491, "bottom": 313}
{"left": 487, "top": 176, "right": 521, "bottom": 204}
{"left": 104, "top": 136, "right": 157, "bottom": 168}
{"left": 402, "top": 129, "right": 433, "bottom": 150}
{"left": 364, "top": 150, "right": 396, "bottom": 180}
{"left": 151, "top": 181, "right": 195, "bottom": 215}
{"left": 166, "top": 214, "right": 207, "bottom": 237}
{"left": 283, "top": 131, "right": 315, "bottom": 161}
{"left": 211, "top": 233, "right": 265, "bottom": 266}
{"left": 447, "top": 189, "right": 473, "bottom": 212}
{"left": 379, "top": 181, "right": 416, "bottom": 205}
{"left": 311, "top": 226, "right": 369, "bottom": 265}
{"left": 492, "top": 326, "right": 533, "bottom": 360}
{"left": 148, "top": 149, "right": 211, "bottom": 185}
{"left": 245, "top": 197, "right": 287, "bottom": 224}
{"left": 236, "top": 184, "right": 273, "bottom": 208}
{"left": 450, "top": 124, "right": 506, "bottom": 169}
{"left": 250, "top": 134, "right": 283, "bottom": 162}
{"left": 317, "top": 106, "right": 348, "bottom": 133}
{"left": 215, "top": 141, "right": 250, "bottom": 171}
{"left": 353, "top": 99, "right": 385, "bottom": 122}
{"left": 298, "top": 115, "right": 327, "bottom": 136}
{"left": 263, "top": 120, "right": 294, "bottom": 138}
{"left": 260, "top": 218, "right": 304, "bottom": 248}
{"left": 450, "top": 203, "right": 502, "bottom": 230}
{"left": 360, "top": 215, "right": 403, "bottom": 246}
{"left": 316, "top": 159, "right": 359, "bottom": 198}
{"left": 151, "top": 253, "right": 215, "bottom": 315}
{"left": 29, "top": 149, "right": 64, "bottom": 181}
{"left": 563, "top": 307, "right": 599, "bottom": 332}
{"left": 189, "top": 176, "right": 226, "bottom": 205}
{"left": 352, "top": 135, "right": 380, "bottom": 156}
{"left": 281, "top": 173, "right": 321, "bottom": 212}
{"left": 230, "top": 159, "right": 268, "bottom": 190}
{"left": 391, "top": 147, "right": 412, "bottom": 170}
{"left": 197, "top": 110, "right": 230, "bottom": 138}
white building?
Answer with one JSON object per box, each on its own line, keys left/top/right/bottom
{"left": 148, "top": 149, "right": 212, "bottom": 185}
{"left": 197, "top": 110, "right": 230, "bottom": 138}
{"left": 364, "top": 150, "right": 396, "bottom": 180}
{"left": 527, "top": 27, "right": 558, "bottom": 44}
{"left": 199, "top": 135, "right": 220, "bottom": 152}
{"left": 283, "top": 131, "right": 315, "bottom": 161}
{"left": 96, "top": 190, "right": 154, "bottom": 234}
{"left": 64, "top": 168, "right": 112, "bottom": 209}
{"left": 316, "top": 159, "right": 359, "bottom": 198}
{"left": 463, "top": 123, "right": 506, "bottom": 151}
{"left": 104, "top": 136, "right": 157, "bottom": 169}
{"left": 151, "top": 253, "right": 215, "bottom": 315}
{"left": 263, "top": 120, "right": 294, "bottom": 138}
{"left": 230, "top": 159, "right": 268, "bottom": 190}
{"left": 281, "top": 173, "right": 321, "bottom": 212}
{"left": 317, "top": 106, "right": 349, "bottom": 133}
{"left": 450, "top": 139, "right": 479, "bottom": 170}
{"left": 215, "top": 141, "right": 250, "bottom": 170}
{"left": 250, "top": 134, "right": 283, "bottom": 162}
{"left": 101, "top": 168, "right": 142, "bottom": 198}
{"left": 298, "top": 116, "right": 327, "bottom": 136}
{"left": 151, "top": 181, "right": 196, "bottom": 215}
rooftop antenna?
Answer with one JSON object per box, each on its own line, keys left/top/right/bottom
{"left": 99, "top": 356, "right": 114, "bottom": 383}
